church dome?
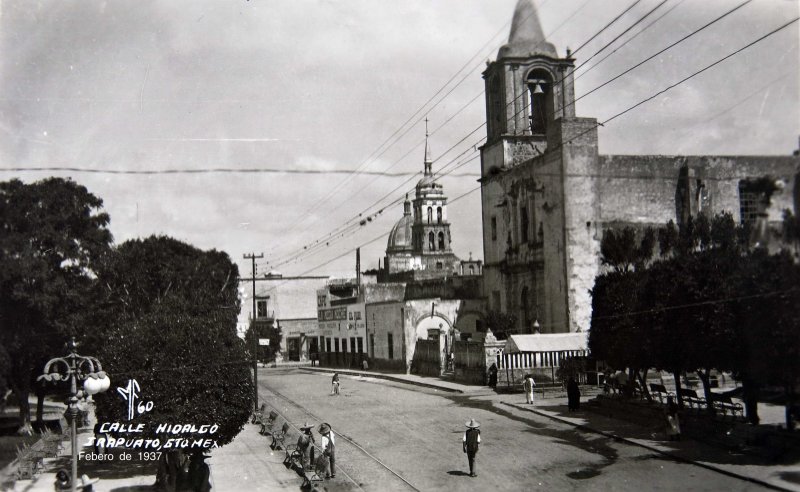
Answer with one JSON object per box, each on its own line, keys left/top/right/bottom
{"left": 387, "top": 214, "right": 413, "bottom": 253}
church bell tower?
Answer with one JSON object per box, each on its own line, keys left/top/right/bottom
{"left": 481, "top": 0, "right": 576, "bottom": 174}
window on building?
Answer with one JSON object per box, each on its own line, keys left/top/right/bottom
{"left": 342, "top": 338, "right": 348, "bottom": 353}
{"left": 428, "top": 232, "right": 435, "bottom": 251}
{"left": 317, "top": 295, "right": 326, "bottom": 307}
{"left": 357, "top": 337, "right": 364, "bottom": 353}
{"left": 469, "top": 265, "right": 475, "bottom": 275}
{"left": 436, "top": 261, "right": 443, "bottom": 270}
{"left": 355, "top": 311, "right": 361, "bottom": 320}
{"left": 427, "top": 207, "right": 433, "bottom": 224}
{"left": 348, "top": 312, "right": 353, "bottom": 320}
{"left": 739, "top": 180, "right": 767, "bottom": 225}
{"left": 520, "top": 206, "right": 529, "bottom": 243}
{"left": 334, "top": 338, "right": 340, "bottom": 353}
{"left": 256, "top": 299, "right": 268, "bottom": 319}
{"left": 350, "top": 337, "right": 356, "bottom": 355}
{"left": 325, "top": 337, "right": 331, "bottom": 352}
{"left": 387, "top": 333, "right": 394, "bottom": 359}
{"left": 437, "top": 207, "right": 442, "bottom": 224}
{"left": 438, "top": 232, "right": 445, "bottom": 250}
{"left": 491, "top": 216, "right": 497, "bottom": 241}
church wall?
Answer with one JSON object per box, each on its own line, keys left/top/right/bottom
{"left": 551, "top": 117, "right": 601, "bottom": 333}
{"left": 597, "top": 155, "right": 798, "bottom": 225}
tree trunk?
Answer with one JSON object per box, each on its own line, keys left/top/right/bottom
{"left": 638, "top": 368, "right": 652, "bottom": 402}
{"left": 35, "top": 385, "right": 45, "bottom": 425}
{"left": 13, "top": 386, "right": 33, "bottom": 435}
{"left": 697, "top": 369, "right": 715, "bottom": 417}
{"left": 673, "top": 371, "right": 684, "bottom": 408}
{"left": 742, "top": 378, "right": 760, "bottom": 425}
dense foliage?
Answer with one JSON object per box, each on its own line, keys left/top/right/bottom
{"left": 0, "top": 178, "right": 113, "bottom": 427}
{"left": 484, "top": 310, "right": 519, "bottom": 340}
{"left": 244, "top": 320, "right": 282, "bottom": 363}
{"left": 87, "top": 236, "right": 253, "bottom": 447}
{"left": 590, "top": 211, "right": 800, "bottom": 428}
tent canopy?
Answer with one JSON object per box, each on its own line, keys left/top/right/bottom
{"left": 504, "top": 332, "right": 588, "bottom": 354}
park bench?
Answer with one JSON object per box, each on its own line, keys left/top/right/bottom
{"left": 678, "top": 388, "right": 707, "bottom": 411}
{"left": 271, "top": 422, "right": 290, "bottom": 450}
{"left": 649, "top": 383, "right": 674, "bottom": 404}
{"left": 251, "top": 403, "right": 267, "bottom": 424}
{"left": 710, "top": 394, "right": 744, "bottom": 419}
{"left": 260, "top": 410, "right": 279, "bottom": 436}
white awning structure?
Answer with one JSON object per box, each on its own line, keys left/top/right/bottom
{"left": 504, "top": 332, "right": 588, "bottom": 354}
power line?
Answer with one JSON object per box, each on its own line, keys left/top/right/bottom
{"left": 277, "top": 0, "right": 588, "bottom": 254}
{"left": 284, "top": 2, "right": 550, "bottom": 234}
{"left": 575, "top": 0, "right": 689, "bottom": 82}
{"left": 566, "top": 0, "right": 755, "bottom": 113}
{"left": 276, "top": 14, "right": 798, "bottom": 278}
{"left": 264, "top": 0, "right": 742, "bottom": 272}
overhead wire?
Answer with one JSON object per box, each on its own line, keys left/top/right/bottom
{"left": 267, "top": 0, "right": 594, "bottom": 264}
{"left": 265, "top": 0, "right": 719, "bottom": 271}
{"left": 282, "top": 12, "right": 798, "bottom": 278}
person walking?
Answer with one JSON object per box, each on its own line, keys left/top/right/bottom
{"left": 665, "top": 396, "right": 681, "bottom": 441}
{"left": 296, "top": 423, "right": 315, "bottom": 471}
{"left": 462, "top": 418, "right": 481, "bottom": 478}
{"left": 488, "top": 363, "right": 498, "bottom": 389}
{"left": 318, "top": 423, "right": 336, "bottom": 479}
{"left": 567, "top": 377, "right": 581, "bottom": 411}
{"left": 523, "top": 374, "right": 535, "bottom": 404}
{"left": 331, "top": 373, "right": 340, "bottom": 396}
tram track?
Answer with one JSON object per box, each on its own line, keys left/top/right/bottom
{"left": 259, "top": 383, "right": 422, "bottom": 492}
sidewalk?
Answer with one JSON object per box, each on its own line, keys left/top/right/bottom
{"left": 301, "top": 366, "right": 800, "bottom": 492}
{"left": 1, "top": 418, "right": 301, "bottom": 492}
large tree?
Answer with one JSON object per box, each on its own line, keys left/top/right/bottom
{"left": 86, "top": 236, "right": 253, "bottom": 478}
{"left": 0, "top": 178, "right": 112, "bottom": 430}
{"left": 244, "top": 319, "right": 282, "bottom": 364}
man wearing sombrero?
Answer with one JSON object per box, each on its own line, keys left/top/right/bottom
{"left": 318, "top": 423, "right": 336, "bottom": 479}
{"left": 297, "top": 422, "right": 316, "bottom": 470}
{"left": 462, "top": 418, "right": 481, "bottom": 478}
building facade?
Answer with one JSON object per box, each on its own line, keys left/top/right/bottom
{"left": 480, "top": 0, "right": 799, "bottom": 334}
{"left": 237, "top": 274, "right": 329, "bottom": 362}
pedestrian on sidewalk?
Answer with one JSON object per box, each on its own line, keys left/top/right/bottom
{"left": 567, "top": 377, "right": 581, "bottom": 411}
{"left": 318, "top": 423, "right": 336, "bottom": 479}
{"left": 665, "top": 396, "right": 681, "bottom": 441}
{"left": 488, "top": 363, "right": 498, "bottom": 389}
{"left": 462, "top": 418, "right": 481, "bottom": 478}
{"left": 523, "top": 374, "right": 535, "bottom": 404}
{"left": 331, "top": 373, "right": 340, "bottom": 395}
{"left": 297, "top": 423, "right": 316, "bottom": 471}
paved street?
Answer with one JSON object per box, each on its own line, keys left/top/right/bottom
{"left": 259, "top": 368, "right": 769, "bottom": 491}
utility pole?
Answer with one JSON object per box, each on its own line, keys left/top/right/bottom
{"left": 244, "top": 252, "right": 263, "bottom": 412}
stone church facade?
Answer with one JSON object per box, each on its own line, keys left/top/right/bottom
{"left": 480, "top": 0, "right": 799, "bottom": 334}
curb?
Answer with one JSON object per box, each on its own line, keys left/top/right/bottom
{"left": 297, "top": 367, "right": 466, "bottom": 394}
{"left": 501, "top": 401, "right": 792, "bottom": 492}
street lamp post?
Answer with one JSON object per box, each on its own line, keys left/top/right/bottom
{"left": 39, "top": 338, "right": 110, "bottom": 492}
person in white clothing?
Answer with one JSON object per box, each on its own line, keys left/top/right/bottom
{"left": 318, "top": 423, "right": 336, "bottom": 479}
{"left": 523, "top": 374, "right": 536, "bottom": 404}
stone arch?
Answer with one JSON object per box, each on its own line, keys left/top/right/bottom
{"left": 524, "top": 67, "right": 556, "bottom": 135}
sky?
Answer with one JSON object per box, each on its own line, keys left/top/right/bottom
{"left": 1, "top": 0, "right": 798, "bottom": 281}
